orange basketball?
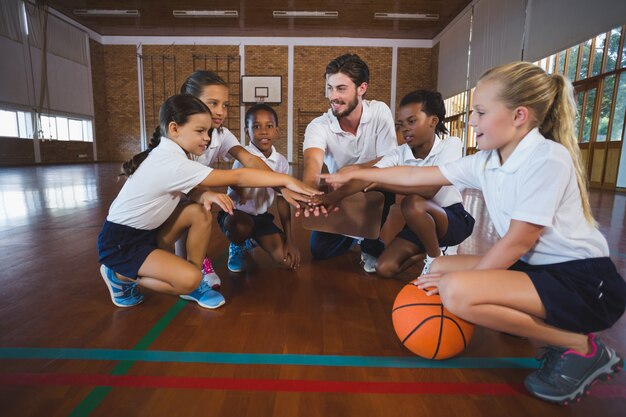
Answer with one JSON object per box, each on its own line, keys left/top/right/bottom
{"left": 392, "top": 281, "right": 475, "bottom": 360}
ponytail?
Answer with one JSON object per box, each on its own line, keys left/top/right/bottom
{"left": 120, "top": 94, "right": 211, "bottom": 178}
{"left": 542, "top": 74, "right": 595, "bottom": 226}
{"left": 120, "top": 126, "right": 162, "bottom": 177}
{"left": 480, "top": 61, "right": 596, "bottom": 226}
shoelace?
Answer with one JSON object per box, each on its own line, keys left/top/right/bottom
{"left": 124, "top": 282, "right": 142, "bottom": 299}
{"left": 536, "top": 346, "right": 568, "bottom": 383}
{"left": 231, "top": 244, "right": 246, "bottom": 256}
{"left": 202, "top": 257, "right": 215, "bottom": 274}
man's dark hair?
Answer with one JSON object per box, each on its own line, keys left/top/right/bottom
{"left": 325, "top": 54, "right": 369, "bottom": 87}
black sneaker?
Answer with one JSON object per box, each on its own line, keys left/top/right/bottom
{"left": 524, "top": 334, "right": 623, "bottom": 405}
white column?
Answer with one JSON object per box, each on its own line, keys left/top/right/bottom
{"left": 390, "top": 46, "right": 398, "bottom": 119}
{"left": 239, "top": 44, "right": 245, "bottom": 145}
{"left": 288, "top": 44, "right": 294, "bottom": 163}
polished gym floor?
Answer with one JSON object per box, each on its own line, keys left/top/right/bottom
{"left": 0, "top": 163, "right": 624, "bottom": 416}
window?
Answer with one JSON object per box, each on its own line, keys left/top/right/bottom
{"left": 578, "top": 39, "right": 592, "bottom": 80}
{"left": 0, "top": 109, "right": 33, "bottom": 138}
{"left": 566, "top": 44, "right": 580, "bottom": 81}
{"left": 591, "top": 33, "right": 606, "bottom": 77}
{"left": 606, "top": 28, "right": 622, "bottom": 72}
{"left": 598, "top": 75, "right": 616, "bottom": 142}
{"left": 37, "top": 114, "right": 93, "bottom": 142}
{"left": 610, "top": 74, "right": 626, "bottom": 142}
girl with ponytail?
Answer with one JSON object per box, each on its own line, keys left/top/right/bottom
{"left": 312, "top": 89, "right": 474, "bottom": 278}
{"left": 321, "top": 62, "right": 625, "bottom": 405}
{"left": 97, "top": 94, "right": 319, "bottom": 310}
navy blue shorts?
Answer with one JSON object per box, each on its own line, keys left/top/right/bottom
{"left": 396, "top": 203, "right": 475, "bottom": 250}
{"left": 97, "top": 220, "right": 159, "bottom": 279}
{"left": 510, "top": 257, "right": 626, "bottom": 334}
{"left": 217, "top": 210, "right": 283, "bottom": 240}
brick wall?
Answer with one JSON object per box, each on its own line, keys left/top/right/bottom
{"left": 40, "top": 140, "right": 94, "bottom": 164}
{"left": 87, "top": 43, "right": 436, "bottom": 167}
{"left": 0, "top": 138, "right": 35, "bottom": 166}
{"left": 244, "top": 45, "right": 289, "bottom": 156}
{"left": 142, "top": 44, "right": 241, "bottom": 149}
{"left": 95, "top": 45, "right": 140, "bottom": 162}
{"left": 395, "top": 48, "right": 437, "bottom": 111}
{"left": 293, "top": 47, "right": 394, "bottom": 163}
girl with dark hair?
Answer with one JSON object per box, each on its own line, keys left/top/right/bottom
{"left": 313, "top": 89, "right": 474, "bottom": 278}
{"left": 179, "top": 71, "right": 309, "bottom": 288}
{"left": 97, "top": 94, "right": 319, "bottom": 310}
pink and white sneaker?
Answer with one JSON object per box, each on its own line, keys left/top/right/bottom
{"left": 202, "top": 257, "right": 222, "bottom": 290}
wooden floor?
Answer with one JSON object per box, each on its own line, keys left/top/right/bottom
{"left": 0, "top": 162, "right": 625, "bottom": 417}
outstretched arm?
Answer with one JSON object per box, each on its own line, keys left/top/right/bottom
{"left": 229, "top": 146, "right": 310, "bottom": 209}
{"left": 200, "top": 168, "right": 321, "bottom": 197}
{"left": 322, "top": 165, "right": 450, "bottom": 189}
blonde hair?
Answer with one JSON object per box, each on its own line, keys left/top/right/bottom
{"left": 480, "top": 61, "right": 596, "bottom": 225}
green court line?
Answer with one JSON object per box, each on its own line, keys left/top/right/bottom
{"left": 68, "top": 250, "right": 227, "bottom": 417}
{"left": 0, "top": 347, "right": 539, "bottom": 369}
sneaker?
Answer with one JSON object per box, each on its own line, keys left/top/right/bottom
{"left": 524, "top": 334, "right": 623, "bottom": 405}
{"left": 202, "top": 257, "right": 221, "bottom": 290}
{"left": 361, "top": 252, "right": 377, "bottom": 273}
{"left": 99, "top": 264, "right": 144, "bottom": 307}
{"left": 441, "top": 245, "right": 458, "bottom": 256}
{"left": 179, "top": 280, "right": 226, "bottom": 309}
{"left": 228, "top": 242, "right": 247, "bottom": 272}
{"left": 245, "top": 238, "right": 258, "bottom": 253}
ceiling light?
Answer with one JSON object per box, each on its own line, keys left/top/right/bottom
{"left": 173, "top": 10, "right": 238, "bottom": 18}
{"left": 273, "top": 11, "right": 338, "bottom": 19}
{"left": 374, "top": 13, "right": 439, "bottom": 21}
{"left": 73, "top": 9, "right": 140, "bottom": 17}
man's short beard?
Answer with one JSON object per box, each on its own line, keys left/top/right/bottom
{"left": 331, "top": 94, "right": 359, "bottom": 118}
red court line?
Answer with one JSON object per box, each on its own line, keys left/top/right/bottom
{"left": 2, "top": 373, "right": 625, "bottom": 398}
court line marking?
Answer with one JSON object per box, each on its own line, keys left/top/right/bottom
{"left": 0, "top": 347, "right": 538, "bottom": 369}
{"left": 67, "top": 249, "right": 227, "bottom": 417}
{"left": 2, "top": 373, "right": 625, "bottom": 398}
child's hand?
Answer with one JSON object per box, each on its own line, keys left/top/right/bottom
{"left": 283, "top": 242, "right": 301, "bottom": 269}
{"left": 414, "top": 273, "right": 443, "bottom": 296}
{"left": 310, "top": 193, "right": 342, "bottom": 215}
{"left": 285, "top": 178, "right": 323, "bottom": 199}
{"left": 201, "top": 191, "right": 235, "bottom": 215}
{"left": 280, "top": 188, "right": 311, "bottom": 210}
{"left": 319, "top": 171, "right": 352, "bottom": 189}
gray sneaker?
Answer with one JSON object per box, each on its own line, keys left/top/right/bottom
{"left": 524, "top": 334, "right": 623, "bottom": 405}
{"left": 360, "top": 252, "right": 377, "bottom": 273}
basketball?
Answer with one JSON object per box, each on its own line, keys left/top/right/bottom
{"left": 392, "top": 281, "right": 475, "bottom": 360}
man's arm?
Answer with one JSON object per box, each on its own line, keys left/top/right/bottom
{"left": 303, "top": 148, "right": 325, "bottom": 188}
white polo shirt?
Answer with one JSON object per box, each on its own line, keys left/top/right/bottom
{"left": 228, "top": 144, "right": 289, "bottom": 216}
{"left": 374, "top": 136, "right": 463, "bottom": 208}
{"left": 193, "top": 127, "right": 240, "bottom": 166}
{"left": 439, "top": 128, "right": 609, "bottom": 265}
{"left": 108, "top": 137, "right": 213, "bottom": 230}
{"left": 303, "top": 100, "right": 398, "bottom": 173}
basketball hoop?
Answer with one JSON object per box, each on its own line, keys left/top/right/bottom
{"left": 255, "top": 87, "right": 269, "bottom": 103}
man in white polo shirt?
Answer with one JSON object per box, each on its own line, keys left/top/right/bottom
{"left": 302, "top": 53, "right": 398, "bottom": 271}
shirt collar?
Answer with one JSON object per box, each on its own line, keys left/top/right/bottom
{"left": 159, "top": 136, "right": 188, "bottom": 157}
{"left": 485, "top": 128, "right": 545, "bottom": 173}
{"left": 327, "top": 100, "right": 371, "bottom": 134}
{"left": 246, "top": 143, "right": 279, "bottom": 162}
{"left": 401, "top": 136, "right": 444, "bottom": 162}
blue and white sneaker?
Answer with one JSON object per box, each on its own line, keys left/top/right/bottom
{"left": 179, "top": 280, "right": 226, "bottom": 309}
{"left": 228, "top": 242, "right": 247, "bottom": 272}
{"left": 99, "top": 264, "right": 144, "bottom": 307}
{"left": 245, "top": 238, "right": 257, "bottom": 253}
